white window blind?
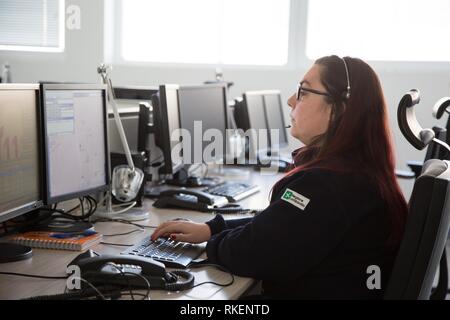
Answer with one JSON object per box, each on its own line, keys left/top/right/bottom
{"left": 306, "top": 0, "right": 450, "bottom": 62}
{"left": 120, "top": 0, "right": 290, "bottom": 66}
{"left": 0, "top": 0, "right": 64, "bottom": 52}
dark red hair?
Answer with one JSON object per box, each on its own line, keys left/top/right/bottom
{"left": 277, "top": 55, "right": 407, "bottom": 247}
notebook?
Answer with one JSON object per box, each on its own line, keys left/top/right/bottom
{"left": 8, "top": 230, "right": 102, "bottom": 251}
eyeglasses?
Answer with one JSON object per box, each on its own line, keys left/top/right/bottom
{"left": 296, "top": 83, "right": 331, "bottom": 101}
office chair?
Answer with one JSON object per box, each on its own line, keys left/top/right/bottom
{"left": 388, "top": 90, "right": 450, "bottom": 299}
{"left": 385, "top": 159, "right": 450, "bottom": 300}
{"left": 396, "top": 126, "right": 448, "bottom": 179}
{"left": 395, "top": 89, "right": 449, "bottom": 179}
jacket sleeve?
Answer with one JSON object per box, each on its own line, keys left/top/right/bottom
{"left": 205, "top": 215, "right": 253, "bottom": 236}
{"left": 205, "top": 170, "right": 351, "bottom": 281}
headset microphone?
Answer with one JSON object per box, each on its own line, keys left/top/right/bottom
{"left": 285, "top": 125, "right": 292, "bottom": 129}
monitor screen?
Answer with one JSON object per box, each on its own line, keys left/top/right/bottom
{"left": 178, "top": 84, "right": 228, "bottom": 164}
{"left": 41, "top": 84, "right": 109, "bottom": 204}
{"left": 152, "top": 84, "right": 183, "bottom": 175}
{"left": 263, "top": 91, "right": 288, "bottom": 148}
{"left": 0, "top": 84, "right": 42, "bottom": 223}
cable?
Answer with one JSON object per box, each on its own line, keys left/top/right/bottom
{"left": 119, "top": 272, "right": 151, "bottom": 300}
{"left": 25, "top": 286, "right": 121, "bottom": 300}
{"left": 106, "top": 263, "right": 151, "bottom": 300}
{"left": 102, "top": 229, "right": 144, "bottom": 237}
{"left": 92, "top": 218, "right": 157, "bottom": 229}
{"left": 0, "top": 272, "right": 68, "bottom": 280}
{"left": 70, "top": 277, "right": 107, "bottom": 300}
{"left": 100, "top": 242, "right": 133, "bottom": 247}
{"left": 79, "top": 197, "right": 85, "bottom": 218}
{"left": 39, "top": 197, "right": 97, "bottom": 222}
{"left": 104, "top": 263, "right": 135, "bottom": 300}
{"left": 187, "top": 263, "right": 235, "bottom": 289}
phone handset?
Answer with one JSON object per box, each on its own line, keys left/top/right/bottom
{"left": 153, "top": 189, "right": 229, "bottom": 211}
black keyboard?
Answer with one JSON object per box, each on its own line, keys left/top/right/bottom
{"left": 121, "top": 237, "right": 205, "bottom": 269}
{"left": 204, "top": 182, "right": 260, "bottom": 202}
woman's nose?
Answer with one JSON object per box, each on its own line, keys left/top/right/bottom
{"left": 287, "top": 94, "right": 296, "bottom": 109}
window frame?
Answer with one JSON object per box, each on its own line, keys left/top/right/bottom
{"left": 105, "top": 0, "right": 299, "bottom": 70}
{"left": 105, "top": 0, "right": 450, "bottom": 72}
{"left": 303, "top": 0, "right": 450, "bottom": 73}
{"left": 0, "top": 0, "right": 65, "bottom": 53}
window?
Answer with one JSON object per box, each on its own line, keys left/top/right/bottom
{"left": 306, "top": 0, "right": 450, "bottom": 62}
{"left": 119, "top": 0, "right": 290, "bottom": 66}
{"left": 0, "top": 0, "right": 65, "bottom": 52}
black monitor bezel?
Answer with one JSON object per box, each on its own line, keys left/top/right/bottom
{"left": 177, "top": 83, "right": 230, "bottom": 164}
{"left": 113, "top": 86, "right": 159, "bottom": 100}
{"left": 40, "top": 83, "right": 110, "bottom": 205}
{"left": 153, "top": 84, "right": 184, "bottom": 175}
{"left": 262, "top": 90, "right": 289, "bottom": 148}
{"left": 0, "top": 84, "right": 43, "bottom": 223}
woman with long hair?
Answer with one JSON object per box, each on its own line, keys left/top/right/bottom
{"left": 151, "top": 55, "right": 408, "bottom": 299}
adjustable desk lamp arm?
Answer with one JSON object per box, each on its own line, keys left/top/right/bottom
{"left": 97, "top": 64, "right": 135, "bottom": 172}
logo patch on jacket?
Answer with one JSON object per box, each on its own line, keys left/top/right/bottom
{"left": 281, "top": 188, "right": 310, "bottom": 211}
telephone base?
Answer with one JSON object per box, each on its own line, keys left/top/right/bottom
{"left": 94, "top": 207, "right": 149, "bottom": 221}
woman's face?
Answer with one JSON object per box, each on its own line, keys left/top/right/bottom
{"left": 287, "top": 64, "right": 332, "bottom": 145}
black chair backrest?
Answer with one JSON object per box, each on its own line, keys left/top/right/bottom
{"left": 425, "top": 127, "right": 448, "bottom": 162}
{"left": 385, "top": 159, "right": 450, "bottom": 299}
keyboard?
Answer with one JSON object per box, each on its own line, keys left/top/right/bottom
{"left": 121, "top": 237, "right": 205, "bottom": 269}
{"left": 203, "top": 182, "right": 260, "bottom": 202}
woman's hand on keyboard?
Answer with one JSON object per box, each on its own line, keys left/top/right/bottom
{"left": 151, "top": 220, "right": 211, "bottom": 244}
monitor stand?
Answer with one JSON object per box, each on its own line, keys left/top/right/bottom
{"left": 0, "top": 243, "right": 33, "bottom": 263}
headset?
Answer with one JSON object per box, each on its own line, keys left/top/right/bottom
{"left": 341, "top": 56, "right": 351, "bottom": 100}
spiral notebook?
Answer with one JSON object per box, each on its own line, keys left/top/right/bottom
{"left": 8, "top": 230, "right": 103, "bottom": 251}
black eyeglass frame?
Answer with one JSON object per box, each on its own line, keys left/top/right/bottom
{"left": 296, "top": 83, "right": 332, "bottom": 101}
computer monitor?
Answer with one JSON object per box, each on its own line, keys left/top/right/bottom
{"left": 113, "top": 86, "right": 158, "bottom": 101}
{"left": 241, "top": 91, "right": 270, "bottom": 159}
{"left": 152, "top": 84, "right": 183, "bottom": 175}
{"left": 108, "top": 107, "right": 139, "bottom": 153}
{"left": 40, "top": 83, "right": 110, "bottom": 204}
{"left": 0, "top": 84, "right": 43, "bottom": 223}
{"left": 239, "top": 90, "right": 288, "bottom": 159}
{"left": 263, "top": 90, "right": 288, "bottom": 149}
{"left": 109, "top": 86, "right": 157, "bottom": 172}
{"left": 177, "top": 83, "right": 229, "bottom": 164}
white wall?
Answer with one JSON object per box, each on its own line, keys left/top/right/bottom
{"left": 2, "top": 0, "right": 450, "bottom": 199}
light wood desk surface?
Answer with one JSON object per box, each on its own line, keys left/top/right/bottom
{"left": 0, "top": 168, "right": 282, "bottom": 300}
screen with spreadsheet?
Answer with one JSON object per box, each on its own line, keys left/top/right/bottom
{"left": 0, "top": 85, "right": 42, "bottom": 222}
{"left": 41, "top": 84, "right": 109, "bottom": 204}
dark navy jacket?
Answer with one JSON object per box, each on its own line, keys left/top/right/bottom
{"left": 205, "top": 168, "right": 398, "bottom": 299}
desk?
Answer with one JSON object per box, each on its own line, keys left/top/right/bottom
{"left": 0, "top": 168, "right": 282, "bottom": 300}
